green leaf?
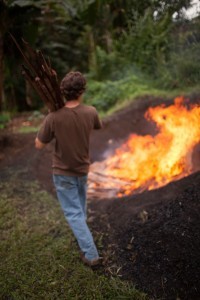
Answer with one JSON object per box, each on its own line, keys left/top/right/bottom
{"left": 9, "top": 0, "right": 43, "bottom": 8}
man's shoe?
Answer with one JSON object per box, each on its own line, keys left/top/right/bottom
{"left": 80, "top": 254, "right": 103, "bottom": 267}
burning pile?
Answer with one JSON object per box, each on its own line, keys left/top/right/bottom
{"left": 88, "top": 97, "right": 200, "bottom": 199}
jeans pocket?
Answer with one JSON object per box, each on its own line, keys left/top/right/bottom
{"left": 79, "top": 175, "right": 88, "bottom": 185}
{"left": 53, "top": 175, "right": 76, "bottom": 190}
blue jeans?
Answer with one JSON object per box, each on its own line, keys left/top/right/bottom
{"left": 53, "top": 174, "right": 99, "bottom": 261}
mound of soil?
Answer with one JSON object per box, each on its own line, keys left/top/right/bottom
{"left": 0, "top": 95, "right": 199, "bottom": 300}
{"left": 90, "top": 171, "right": 200, "bottom": 300}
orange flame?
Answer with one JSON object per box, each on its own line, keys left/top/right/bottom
{"left": 104, "top": 97, "right": 200, "bottom": 196}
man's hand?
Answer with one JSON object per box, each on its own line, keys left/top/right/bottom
{"left": 35, "top": 137, "right": 46, "bottom": 149}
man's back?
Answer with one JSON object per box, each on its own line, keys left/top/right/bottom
{"left": 37, "top": 104, "right": 102, "bottom": 176}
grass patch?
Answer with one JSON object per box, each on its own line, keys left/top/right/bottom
{"left": 18, "top": 125, "right": 39, "bottom": 133}
{"left": 0, "top": 169, "right": 146, "bottom": 300}
{"left": 0, "top": 112, "right": 11, "bottom": 129}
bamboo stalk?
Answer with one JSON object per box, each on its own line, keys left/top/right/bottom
{"left": 10, "top": 33, "right": 65, "bottom": 111}
{"left": 21, "top": 65, "right": 50, "bottom": 106}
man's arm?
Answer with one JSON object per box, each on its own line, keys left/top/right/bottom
{"left": 35, "top": 137, "right": 47, "bottom": 149}
{"left": 35, "top": 113, "right": 54, "bottom": 149}
{"left": 93, "top": 108, "right": 102, "bottom": 130}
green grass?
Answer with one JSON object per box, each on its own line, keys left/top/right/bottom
{"left": 17, "top": 111, "right": 43, "bottom": 133}
{"left": 0, "top": 112, "right": 11, "bottom": 129}
{"left": 0, "top": 169, "right": 146, "bottom": 300}
{"left": 18, "top": 125, "right": 39, "bottom": 133}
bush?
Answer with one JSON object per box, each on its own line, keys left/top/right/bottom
{"left": 171, "top": 45, "right": 200, "bottom": 86}
{"left": 0, "top": 113, "right": 10, "bottom": 129}
{"left": 85, "top": 72, "right": 160, "bottom": 113}
{"left": 156, "top": 43, "right": 200, "bottom": 89}
{"left": 85, "top": 80, "right": 123, "bottom": 111}
{"left": 119, "top": 8, "right": 171, "bottom": 76}
{"left": 88, "top": 45, "right": 127, "bottom": 81}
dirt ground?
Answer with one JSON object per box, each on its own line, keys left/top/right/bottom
{"left": 0, "top": 95, "right": 200, "bottom": 300}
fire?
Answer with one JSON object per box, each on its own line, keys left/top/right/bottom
{"left": 88, "top": 97, "right": 200, "bottom": 198}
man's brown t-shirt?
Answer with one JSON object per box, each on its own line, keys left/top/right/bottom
{"left": 37, "top": 104, "right": 102, "bottom": 176}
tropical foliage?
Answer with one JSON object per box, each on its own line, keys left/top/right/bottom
{"left": 0, "top": 0, "right": 199, "bottom": 112}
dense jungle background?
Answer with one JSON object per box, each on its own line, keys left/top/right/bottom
{"left": 0, "top": 0, "right": 200, "bottom": 118}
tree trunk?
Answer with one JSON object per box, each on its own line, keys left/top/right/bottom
{"left": 87, "top": 26, "right": 98, "bottom": 76}
{"left": 105, "top": 30, "right": 113, "bottom": 53}
{"left": 26, "top": 80, "right": 33, "bottom": 107}
{"left": 0, "top": 32, "right": 4, "bottom": 112}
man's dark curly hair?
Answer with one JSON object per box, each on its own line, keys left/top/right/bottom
{"left": 60, "top": 71, "right": 86, "bottom": 101}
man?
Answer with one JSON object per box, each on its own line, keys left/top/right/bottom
{"left": 35, "top": 71, "right": 102, "bottom": 266}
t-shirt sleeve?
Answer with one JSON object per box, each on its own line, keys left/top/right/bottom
{"left": 37, "top": 114, "right": 54, "bottom": 143}
{"left": 93, "top": 108, "right": 102, "bottom": 130}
